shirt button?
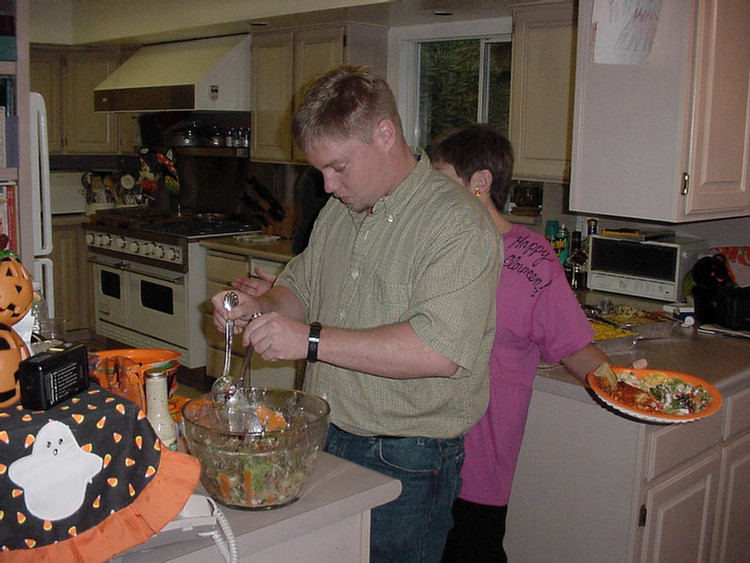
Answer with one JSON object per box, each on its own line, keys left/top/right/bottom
{"left": 351, "top": 269, "right": 359, "bottom": 279}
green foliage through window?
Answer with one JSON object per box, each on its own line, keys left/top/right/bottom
{"left": 417, "top": 39, "right": 511, "bottom": 148}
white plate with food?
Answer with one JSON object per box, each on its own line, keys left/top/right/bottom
{"left": 588, "top": 365, "right": 722, "bottom": 423}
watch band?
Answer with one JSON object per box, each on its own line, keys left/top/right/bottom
{"left": 307, "top": 322, "right": 322, "bottom": 362}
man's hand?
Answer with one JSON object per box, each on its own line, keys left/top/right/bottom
{"left": 231, "top": 267, "right": 278, "bottom": 296}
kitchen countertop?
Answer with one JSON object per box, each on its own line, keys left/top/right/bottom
{"left": 535, "top": 324, "right": 750, "bottom": 402}
{"left": 200, "top": 236, "right": 296, "bottom": 263}
{"left": 113, "top": 452, "right": 401, "bottom": 563}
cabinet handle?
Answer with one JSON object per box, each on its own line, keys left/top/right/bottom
{"left": 681, "top": 172, "right": 689, "bottom": 195}
{"left": 638, "top": 504, "right": 647, "bottom": 527}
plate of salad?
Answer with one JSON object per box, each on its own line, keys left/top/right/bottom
{"left": 588, "top": 365, "right": 722, "bottom": 423}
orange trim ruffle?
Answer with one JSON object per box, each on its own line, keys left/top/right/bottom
{"left": 0, "top": 448, "right": 201, "bottom": 563}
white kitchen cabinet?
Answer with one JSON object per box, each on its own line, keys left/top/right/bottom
{"left": 712, "top": 387, "right": 750, "bottom": 563}
{"left": 509, "top": 1, "right": 576, "bottom": 182}
{"left": 504, "top": 325, "right": 750, "bottom": 563}
{"left": 204, "top": 249, "right": 300, "bottom": 389}
{"left": 251, "top": 24, "right": 387, "bottom": 164}
{"left": 569, "top": 0, "right": 750, "bottom": 222}
{"left": 30, "top": 47, "right": 137, "bottom": 154}
{"left": 639, "top": 451, "right": 721, "bottom": 563}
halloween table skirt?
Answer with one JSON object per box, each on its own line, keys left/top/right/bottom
{"left": 0, "top": 384, "right": 200, "bottom": 563}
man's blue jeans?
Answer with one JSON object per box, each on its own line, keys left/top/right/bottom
{"left": 325, "top": 424, "right": 465, "bottom": 563}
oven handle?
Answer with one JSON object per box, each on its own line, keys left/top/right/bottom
{"left": 121, "top": 265, "right": 186, "bottom": 285}
{"left": 88, "top": 257, "right": 186, "bottom": 285}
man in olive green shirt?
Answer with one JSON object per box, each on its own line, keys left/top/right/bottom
{"left": 212, "top": 65, "right": 500, "bottom": 563}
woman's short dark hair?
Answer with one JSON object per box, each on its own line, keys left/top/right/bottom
{"left": 425, "top": 124, "right": 514, "bottom": 212}
{"left": 292, "top": 65, "right": 402, "bottom": 152}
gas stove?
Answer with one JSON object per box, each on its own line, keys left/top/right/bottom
{"left": 85, "top": 209, "right": 259, "bottom": 371}
{"left": 84, "top": 210, "right": 258, "bottom": 270}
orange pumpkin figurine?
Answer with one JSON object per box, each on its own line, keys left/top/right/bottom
{"left": 0, "top": 239, "right": 33, "bottom": 408}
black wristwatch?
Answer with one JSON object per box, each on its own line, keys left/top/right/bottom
{"left": 307, "top": 322, "right": 322, "bottom": 362}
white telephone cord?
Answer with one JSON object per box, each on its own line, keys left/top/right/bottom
{"left": 197, "top": 496, "right": 238, "bottom": 563}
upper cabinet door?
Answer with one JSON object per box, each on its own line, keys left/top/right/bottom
{"left": 570, "top": 0, "right": 750, "bottom": 222}
{"left": 251, "top": 31, "right": 295, "bottom": 162}
{"left": 63, "top": 50, "right": 118, "bottom": 154}
{"left": 30, "top": 48, "right": 63, "bottom": 154}
{"left": 292, "top": 27, "right": 344, "bottom": 162}
{"left": 684, "top": 0, "right": 750, "bottom": 215}
{"left": 251, "top": 25, "right": 385, "bottom": 164}
{"left": 510, "top": 2, "right": 576, "bottom": 183}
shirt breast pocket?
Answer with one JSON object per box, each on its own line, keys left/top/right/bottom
{"left": 371, "top": 273, "right": 411, "bottom": 324}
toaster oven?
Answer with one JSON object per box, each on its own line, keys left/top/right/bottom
{"left": 587, "top": 235, "right": 707, "bottom": 301}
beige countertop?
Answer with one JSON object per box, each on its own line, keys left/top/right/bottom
{"left": 200, "top": 236, "right": 296, "bottom": 263}
{"left": 115, "top": 452, "right": 401, "bottom": 563}
{"left": 536, "top": 324, "right": 750, "bottom": 403}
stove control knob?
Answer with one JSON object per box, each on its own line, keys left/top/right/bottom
{"left": 116, "top": 236, "right": 127, "bottom": 249}
{"left": 85, "top": 232, "right": 95, "bottom": 245}
{"left": 154, "top": 245, "right": 165, "bottom": 259}
{"left": 129, "top": 241, "right": 140, "bottom": 253}
{"left": 166, "top": 248, "right": 179, "bottom": 261}
{"left": 142, "top": 242, "right": 155, "bottom": 256}
{"left": 100, "top": 234, "right": 112, "bottom": 246}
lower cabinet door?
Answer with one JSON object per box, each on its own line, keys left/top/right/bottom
{"left": 713, "top": 433, "right": 750, "bottom": 563}
{"left": 639, "top": 453, "right": 721, "bottom": 563}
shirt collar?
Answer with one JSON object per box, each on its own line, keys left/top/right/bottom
{"left": 365, "top": 148, "right": 431, "bottom": 222}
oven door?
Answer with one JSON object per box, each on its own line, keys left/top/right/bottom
{"left": 124, "top": 263, "right": 189, "bottom": 348}
{"left": 91, "top": 257, "right": 130, "bottom": 329}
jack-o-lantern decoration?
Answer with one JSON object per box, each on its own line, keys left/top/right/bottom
{"left": 0, "top": 323, "right": 29, "bottom": 407}
{"left": 0, "top": 252, "right": 33, "bottom": 325}
{"left": 0, "top": 244, "right": 33, "bottom": 407}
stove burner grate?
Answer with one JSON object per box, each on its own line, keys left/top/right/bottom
{"left": 139, "top": 218, "right": 257, "bottom": 238}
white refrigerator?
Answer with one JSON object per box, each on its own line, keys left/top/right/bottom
{"left": 29, "top": 91, "right": 54, "bottom": 316}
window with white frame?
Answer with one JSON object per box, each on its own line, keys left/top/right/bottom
{"left": 390, "top": 17, "right": 513, "bottom": 148}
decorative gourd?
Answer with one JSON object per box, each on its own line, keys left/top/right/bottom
{"left": 0, "top": 243, "right": 33, "bottom": 408}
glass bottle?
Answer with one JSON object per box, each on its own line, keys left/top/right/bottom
{"left": 145, "top": 368, "right": 177, "bottom": 451}
{"left": 30, "top": 280, "right": 49, "bottom": 340}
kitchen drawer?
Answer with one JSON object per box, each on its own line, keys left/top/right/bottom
{"left": 205, "top": 346, "right": 298, "bottom": 389}
{"left": 205, "top": 280, "right": 232, "bottom": 311}
{"left": 646, "top": 413, "right": 723, "bottom": 480}
{"left": 724, "top": 386, "right": 750, "bottom": 440}
{"left": 204, "top": 313, "right": 246, "bottom": 356}
{"left": 206, "top": 250, "right": 249, "bottom": 283}
{"left": 249, "top": 257, "right": 286, "bottom": 278}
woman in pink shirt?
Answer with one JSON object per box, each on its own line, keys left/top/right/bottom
{"left": 426, "top": 124, "right": 642, "bottom": 563}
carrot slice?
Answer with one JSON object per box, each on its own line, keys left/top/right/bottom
{"left": 256, "top": 405, "right": 287, "bottom": 431}
{"left": 217, "top": 473, "right": 231, "bottom": 500}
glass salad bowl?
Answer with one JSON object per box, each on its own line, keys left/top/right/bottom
{"left": 182, "top": 387, "right": 330, "bottom": 510}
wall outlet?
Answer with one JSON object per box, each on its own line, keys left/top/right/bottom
{"left": 575, "top": 216, "right": 596, "bottom": 234}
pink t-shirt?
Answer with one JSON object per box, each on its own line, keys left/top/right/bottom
{"left": 459, "top": 224, "right": 594, "bottom": 506}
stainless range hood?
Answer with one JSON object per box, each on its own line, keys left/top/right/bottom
{"left": 94, "top": 35, "right": 251, "bottom": 112}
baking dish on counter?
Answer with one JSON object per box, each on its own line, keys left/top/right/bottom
{"left": 537, "top": 312, "right": 679, "bottom": 370}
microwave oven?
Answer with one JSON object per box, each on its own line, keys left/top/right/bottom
{"left": 587, "top": 235, "right": 707, "bottom": 301}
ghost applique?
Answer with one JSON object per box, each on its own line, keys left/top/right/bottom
{"left": 8, "top": 420, "right": 103, "bottom": 521}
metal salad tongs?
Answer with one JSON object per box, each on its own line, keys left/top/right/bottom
{"left": 211, "top": 291, "right": 239, "bottom": 404}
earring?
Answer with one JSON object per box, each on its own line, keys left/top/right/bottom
{"left": 475, "top": 187, "right": 481, "bottom": 196}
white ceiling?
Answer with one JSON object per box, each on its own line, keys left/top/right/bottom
{"left": 30, "top": 0, "right": 513, "bottom": 47}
